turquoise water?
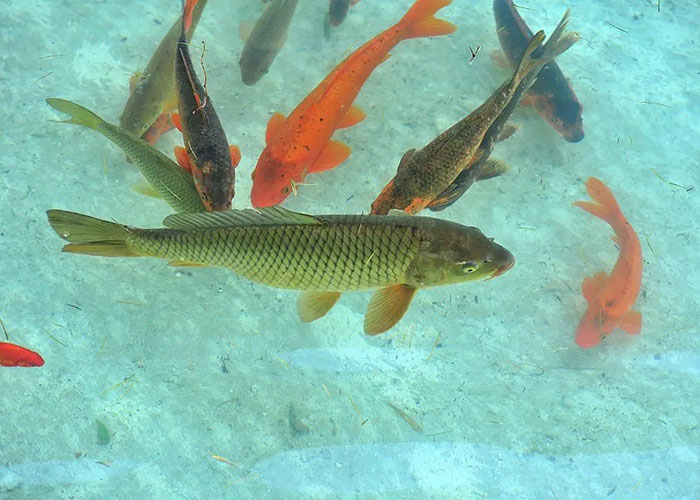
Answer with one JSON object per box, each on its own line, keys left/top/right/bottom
{"left": 2, "top": 0, "right": 699, "bottom": 498}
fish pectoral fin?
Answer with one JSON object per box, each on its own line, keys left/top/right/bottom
{"left": 476, "top": 159, "right": 510, "bottom": 181}
{"left": 174, "top": 146, "right": 193, "bottom": 173}
{"left": 364, "top": 284, "right": 417, "bottom": 336}
{"left": 130, "top": 179, "right": 162, "bottom": 199}
{"left": 238, "top": 20, "right": 255, "bottom": 42}
{"left": 230, "top": 145, "right": 242, "bottom": 167}
{"left": 396, "top": 148, "right": 416, "bottom": 173}
{"left": 619, "top": 310, "right": 642, "bottom": 335}
{"left": 170, "top": 112, "right": 183, "bottom": 132}
{"left": 337, "top": 105, "right": 366, "bottom": 129}
{"left": 168, "top": 261, "right": 208, "bottom": 267}
{"left": 495, "top": 123, "right": 520, "bottom": 142}
{"left": 266, "top": 112, "right": 286, "bottom": 145}
{"left": 582, "top": 271, "right": 608, "bottom": 303}
{"left": 297, "top": 291, "right": 342, "bottom": 323}
{"left": 308, "top": 140, "right": 351, "bottom": 174}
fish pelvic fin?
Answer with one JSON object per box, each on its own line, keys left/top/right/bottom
{"left": 364, "top": 284, "right": 417, "bottom": 335}
{"left": 46, "top": 210, "right": 139, "bottom": 257}
{"left": 297, "top": 291, "right": 342, "bottom": 322}
{"left": 398, "top": 0, "right": 456, "bottom": 40}
{"left": 574, "top": 177, "right": 622, "bottom": 225}
{"left": 46, "top": 98, "right": 103, "bottom": 130}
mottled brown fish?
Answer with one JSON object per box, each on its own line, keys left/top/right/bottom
{"left": 239, "top": 0, "right": 299, "bottom": 85}
{"left": 47, "top": 207, "right": 514, "bottom": 335}
{"left": 371, "top": 11, "right": 578, "bottom": 216}
{"left": 119, "top": 0, "right": 208, "bottom": 139}
{"left": 173, "top": 0, "right": 239, "bottom": 211}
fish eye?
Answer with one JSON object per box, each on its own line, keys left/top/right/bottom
{"left": 283, "top": 187, "right": 290, "bottom": 193}
{"left": 461, "top": 262, "right": 477, "bottom": 273}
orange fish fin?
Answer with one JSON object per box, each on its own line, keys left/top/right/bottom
{"left": 582, "top": 271, "right": 608, "bottom": 303}
{"left": 364, "top": 284, "right": 417, "bottom": 335}
{"left": 297, "top": 291, "right": 342, "bottom": 322}
{"left": 309, "top": 140, "right": 351, "bottom": 173}
{"left": 183, "top": 0, "right": 199, "bottom": 33}
{"left": 574, "top": 177, "right": 621, "bottom": 224}
{"left": 619, "top": 310, "right": 642, "bottom": 335}
{"left": 400, "top": 0, "right": 457, "bottom": 39}
{"left": 337, "top": 105, "right": 366, "bottom": 129}
{"left": 174, "top": 146, "right": 193, "bottom": 173}
{"left": 171, "top": 112, "right": 183, "bottom": 132}
{"left": 168, "top": 260, "right": 208, "bottom": 267}
{"left": 230, "top": 145, "right": 242, "bottom": 167}
{"left": 141, "top": 113, "right": 174, "bottom": 145}
{"left": 266, "top": 112, "right": 286, "bottom": 144}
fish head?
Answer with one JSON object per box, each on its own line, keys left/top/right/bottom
{"left": 548, "top": 99, "right": 584, "bottom": 143}
{"left": 191, "top": 160, "right": 234, "bottom": 211}
{"left": 250, "top": 150, "right": 296, "bottom": 207}
{"left": 574, "top": 305, "right": 609, "bottom": 348}
{"left": 406, "top": 222, "right": 514, "bottom": 288}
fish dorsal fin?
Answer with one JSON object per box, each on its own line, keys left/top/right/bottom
{"left": 266, "top": 112, "right": 286, "bottom": 144}
{"left": 396, "top": 148, "right": 416, "bottom": 173}
{"left": 163, "top": 206, "right": 323, "bottom": 231}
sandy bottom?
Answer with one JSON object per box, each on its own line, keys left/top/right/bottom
{"left": 1, "top": 0, "right": 698, "bottom": 498}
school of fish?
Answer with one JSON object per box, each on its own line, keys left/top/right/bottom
{"left": 17, "top": 0, "right": 641, "bottom": 369}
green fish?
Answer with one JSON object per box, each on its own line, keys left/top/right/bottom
{"left": 119, "top": 0, "right": 209, "bottom": 138}
{"left": 47, "top": 207, "right": 514, "bottom": 335}
{"left": 46, "top": 98, "right": 204, "bottom": 214}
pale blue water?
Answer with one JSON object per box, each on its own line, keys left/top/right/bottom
{"left": 1, "top": 0, "right": 699, "bottom": 498}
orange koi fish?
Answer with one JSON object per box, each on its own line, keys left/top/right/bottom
{"left": 0, "top": 342, "right": 44, "bottom": 367}
{"left": 573, "top": 177, "right": 643, "bottom": 348}
{"left": 250, "top": 0, "right": 456, "bottom": 208}
{"left": 173, "top": 0, "right": 240, "bottom": 211}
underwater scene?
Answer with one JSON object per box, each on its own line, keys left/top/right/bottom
{"left": 1, "top": 0, "right": 699, "bottom": 498}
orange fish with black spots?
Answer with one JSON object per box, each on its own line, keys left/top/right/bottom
{"left": 250, "top": 0, "right": 456, "bottom": 208}
{"left": 573, "top": 177, "right": 643, "bottom": 348}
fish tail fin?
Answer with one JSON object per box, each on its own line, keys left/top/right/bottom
{"left": 45, "top": 98, "right": 103, "bottom": 130}
{"left": 46, "top": 210, "right": 140, "bottom": 257}
{"left": 536, "top": 10, "right": 580, "bottom": 63}
{"left": 514, "top": 10, "right": 579, "bottom": 81}
{"left": 573, "top": 177, "right": 622, "bottom": 224}
{"left": 398, "top": 0, "right": 456, "bottom": 40}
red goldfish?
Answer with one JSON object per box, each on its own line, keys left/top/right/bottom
{"left": 573, "top": 177, "right": 643, "bottom": 348}
{"left": 0, "top": 342, "right": 44, "bottom": 367}
{"left": 250, "top": 0, "right": 456, "bottom": 207}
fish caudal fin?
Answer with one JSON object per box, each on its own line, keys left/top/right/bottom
{"left": 398, "top": 0, "right": 456, "bottom": 40}
{"left": 364, "top": 284, "right": 417, "bottom": 335}
{"left": 46, "top": 210, "right": 139, "bottom": 257}
{"left": 46, "top": 98, "right": 103, "bottom": 130}
{"left": 574, "top": 177, "right": 622, "bottom": 225}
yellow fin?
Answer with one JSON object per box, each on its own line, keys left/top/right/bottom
{"left": 130, "top": 179, "right": 162, "bottom": 199}
{"left": 168, "top": 261, "right": 208, "bottom": 267}
{"left": 297, "top": 291, "right": 342, "bottom": 322}
{"left": 337, "top": 105, "right": 366, "bottom": 129}
{"left": 364, "top": 284, "right": 417, "bottom": 335}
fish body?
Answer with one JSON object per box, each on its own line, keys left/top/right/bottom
{"left": 47, "top": 206, "right": 513, "bottom": 335}
{"left": 119, "top": 0, "right": 208, "bottom": 138}
{"left": 239, "top": 0, "right": 299, "bottom": 85}
{"left": 573, "top": 177, "right": 642, "bottom": 348}
{"left": 494, "top": 0, "right": 583, "bottom": 142}
{"left": 250, "top": 0, "right": 456, "bottom": 208}
{"left": 174, "top": 0, "right": 238, "bottom": 211}
{"left": 325, "top": 0, "right": 360, "bottom": 33}
{"left": 371, "top": 13, "right": 578, "bottom": 216}
{"left": 46, "top": 98, "right": 205, "bottom": 214}
{"left": 0, "top": 342, "right": 44, "bottom": 367}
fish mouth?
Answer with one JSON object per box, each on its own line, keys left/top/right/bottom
{"left": 487, "top": 258, "right": 514, "bottom": 280}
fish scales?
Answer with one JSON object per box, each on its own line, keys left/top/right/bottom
{"left": 127, "top": 217, "right": 421, "bottom": 291}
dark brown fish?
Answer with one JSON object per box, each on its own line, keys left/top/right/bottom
{"left": 494, "top": 0, "right": 584, "bottom": 142}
